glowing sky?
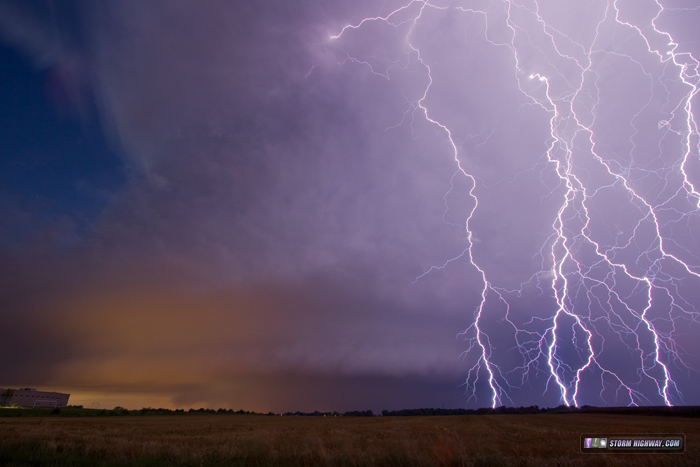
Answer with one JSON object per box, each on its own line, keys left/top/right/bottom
{"left": 1, "top": 0, "right": 698, "bottom": 412}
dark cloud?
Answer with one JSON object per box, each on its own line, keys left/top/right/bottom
{"left": 0, "top": 0, "right": 473, "bottom": 411}
{"left": 1, "top": 0, "right": 699, "bottom": 410}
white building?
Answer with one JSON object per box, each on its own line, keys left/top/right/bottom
{"left": 0, "top": 388, "right": 70, "bottom": 408}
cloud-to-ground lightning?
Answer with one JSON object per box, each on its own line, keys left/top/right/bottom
{"left": 330, "top": 0, "right": 700, "bottom": 408}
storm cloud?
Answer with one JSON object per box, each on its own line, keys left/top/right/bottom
{"left": 1, "top": 0, "right": 699, "bottom": 411}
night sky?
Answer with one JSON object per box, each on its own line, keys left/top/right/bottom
{"left": 1, "top": 0, "right": 699, "bottom": 412}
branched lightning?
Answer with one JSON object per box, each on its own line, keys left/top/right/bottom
{"left": 330, "top": 0, "right": 700, "bottom": 407}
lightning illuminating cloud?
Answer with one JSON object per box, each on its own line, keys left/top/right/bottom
{"left": 330, "top": 0, "right": 700, "bottom": 408}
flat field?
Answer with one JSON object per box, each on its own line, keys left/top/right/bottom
{"left": 0, "top": 413, "right": 697, "bottom": 466}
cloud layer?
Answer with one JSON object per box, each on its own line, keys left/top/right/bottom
{"left": 1, "top": 0, "right": 699, "bottom": 410}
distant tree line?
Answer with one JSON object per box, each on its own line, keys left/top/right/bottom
{"left": 381, "top": 406, "right": 543, "bottom": 416}
{"left": 3, "top": 404, "right": 698, "bottom": 418}
{"left": 58, "top": 407, "right": 376, "bottom": 417}
{"left": 381, "top": 405, "right": 700, "bottom": 417}
{"left": 280, "top": 410, "right": 374, "bottom": 417}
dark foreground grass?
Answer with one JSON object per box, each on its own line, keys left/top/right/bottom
{"left": 0, "top": 413, "right": 697, "bottom": 466}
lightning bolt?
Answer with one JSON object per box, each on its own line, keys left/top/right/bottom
{"left": 330, "top": 0, "right": 699, "bottom": 408}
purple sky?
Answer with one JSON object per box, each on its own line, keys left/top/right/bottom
{"left": 1, "top": 0, "right": 699, "bottom": 412}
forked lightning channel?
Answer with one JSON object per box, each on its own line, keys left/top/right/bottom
{"left": 331, "top": 0, "right": 700, "bottom": 408}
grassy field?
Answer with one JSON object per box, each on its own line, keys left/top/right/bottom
{"left": 0, "top": 413, "right": 697, "bottom": 466}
